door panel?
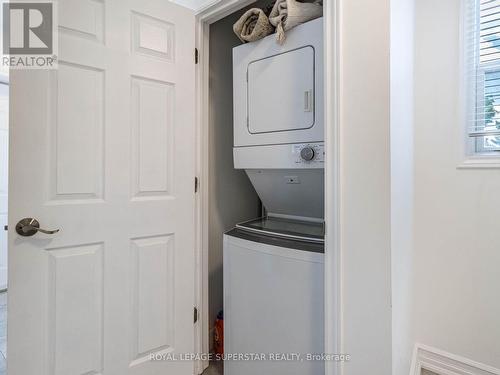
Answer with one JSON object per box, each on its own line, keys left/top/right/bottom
{"left": 8, "top": 1, "right": 195, "bottom": 374}
{"left": 51, "top": 62, "right": 104, "bottom": 200}
{"left": 59, "top": 0, "right": 105, "bottom": 43}
{"left": 48, "top": 243, "right": 104, "bottom": 375}
{"left": 130, "top": 235, "right": 174, "bottom": 365}
{"left": 131, "top": 77, "right": 174, "bottom": 198}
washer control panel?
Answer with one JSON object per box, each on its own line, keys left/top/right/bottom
{"left": 293, "top": 143, "right": 325, "bottom": 165}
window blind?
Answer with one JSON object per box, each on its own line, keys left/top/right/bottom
{"left": 467, "top": 0, "right": 500, "bottom": 150}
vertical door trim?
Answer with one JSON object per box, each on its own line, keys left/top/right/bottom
{"left": 194, "top": 13, "right": 211, "bottom": 375}
{"left": 323, "top": 1, "right": 342, "bottom": 375}
{"left": 194, "top": 1, "right": 341, "bottom": 374}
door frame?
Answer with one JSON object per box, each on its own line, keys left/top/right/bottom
{"left": 0, "top": 75, "right": 8, "bottom": 295}
{"left": 193, "top": 1, "right": 341, "bottom": 374}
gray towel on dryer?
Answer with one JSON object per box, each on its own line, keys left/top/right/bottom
{"left": 269, "top": 0, "right": 323, "bottom": 44}
{"left": 233, "top": 8, "right": 274, "bottom": 43}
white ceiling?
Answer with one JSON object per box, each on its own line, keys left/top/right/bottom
{"left": 171, "top": 0, "right": 219, "bottom": 12}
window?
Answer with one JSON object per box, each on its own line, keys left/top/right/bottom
{"left": 467, "top": 0, "right": 500, "bottom": 154}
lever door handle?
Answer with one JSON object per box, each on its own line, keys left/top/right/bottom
{"left": 15, "top": 218, "right": 60, "bottom": 237}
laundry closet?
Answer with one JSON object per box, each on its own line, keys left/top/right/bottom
{"left": 206, "top": 1, "right": 324, "bottom": 374}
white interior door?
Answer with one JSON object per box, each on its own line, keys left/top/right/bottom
{"left": 8, "top": 1, "right": 196, "bottom": 374}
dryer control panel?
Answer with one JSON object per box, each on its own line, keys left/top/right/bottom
{"left": 234, "top": 142, "right": 325, "bottom": 169}
{"left": 293, "top": 143, "right": 325, "bottom": 165}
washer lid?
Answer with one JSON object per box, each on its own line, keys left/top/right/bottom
{"left": 225, "top": 228, "right": 325, "bottom": 254}
{"left": 236, "top": 216, "right": 324, "bottom": 243}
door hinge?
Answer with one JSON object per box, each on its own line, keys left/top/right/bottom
{"left": 195, "top": 177, "right": 199, "bottom": 193}
{"left": 195, "top": 48, "right": 199, "bottom": 64}
{"left": 194, "top": 307, "right": 198, "bottom": 323}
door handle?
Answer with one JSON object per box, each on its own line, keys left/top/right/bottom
{"left": 15, "top": 218, "right": 60, "bottom": 237}
{"left": 304, "top": 89, "right": 313, "bottom": 112}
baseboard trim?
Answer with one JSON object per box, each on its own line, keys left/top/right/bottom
{"left": 410, "top": 344, "right": 500, "bottom": 375}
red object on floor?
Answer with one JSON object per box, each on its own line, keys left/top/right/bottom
{"left": 214, "top": 310, "right": 223, "bottom": 355}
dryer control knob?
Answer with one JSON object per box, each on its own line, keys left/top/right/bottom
{"left": 300, "top": 146, "right": 315, "bottom": 161}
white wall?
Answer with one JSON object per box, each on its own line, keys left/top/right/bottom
{"left": 339, "top": 0, "right": 392, "bottom": 373}
{"left": 171, "top": 0, "right": 210, "bottom": 12}
{"left": 208, "top": 6, "right": 263, "bottom": 343}
{"left": 412, "top": 0, "right": 500, "bottom": 370}
{"left": 390, "top": 0, "right": 415, "bottom": 374}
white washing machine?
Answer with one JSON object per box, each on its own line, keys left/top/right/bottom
{"left": 224, "top": 17, "right": 325, "bottom": 375}
{"left": 223, "top": 217, "right": 324, "bottom": 375}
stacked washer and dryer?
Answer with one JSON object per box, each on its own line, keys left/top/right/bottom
{"left": 223, "top": 18, "right": 325, "bottom": 375}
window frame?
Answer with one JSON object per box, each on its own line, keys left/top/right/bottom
{"left": 460, "top": 0, "right": 500, "bottom": 167}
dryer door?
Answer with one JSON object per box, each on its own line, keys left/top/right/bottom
{"left": 248, "top": 46, "right": 315, "bottom": 134}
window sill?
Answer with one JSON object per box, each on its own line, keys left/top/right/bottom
{"left": 458, "top": 156, "right": 500, "bottom": 169}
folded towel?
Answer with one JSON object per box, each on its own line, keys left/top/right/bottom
{"left": 233, "top": 8, "right": 274, "bottom": 43}
{"left": 269, "top": 0, "right": 323, "bottom": 44}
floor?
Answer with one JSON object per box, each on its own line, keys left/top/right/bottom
{"left": 202, "top": 361, "right": 223, "bottom": 375}
{"left": 0, "top": 297, "right": 438, "bottom": 375}
{"left": 0, "top": 292, "right": 6, "bottom": 374}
